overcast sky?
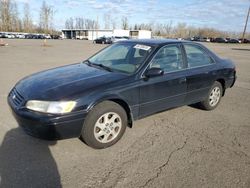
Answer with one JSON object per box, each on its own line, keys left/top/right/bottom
{"left": 16, "top": 0, "right": 250, "bottom": 32}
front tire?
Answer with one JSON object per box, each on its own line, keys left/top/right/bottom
{"left": 199, "top": 81, "right": 223, "bottom": 110}
{"left": 81, "top": 101, "right": 127, "bottom": 149}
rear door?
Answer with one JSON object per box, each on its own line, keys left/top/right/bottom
{"left": 183, "top": 44, "right": 217, "bottom": 104}
{"left": 139, "top": 44, "right": 187, "bottom": 117}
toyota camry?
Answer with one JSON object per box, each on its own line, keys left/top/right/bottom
{"left": 8, "top": 39, "right": 236, "bottom": 149}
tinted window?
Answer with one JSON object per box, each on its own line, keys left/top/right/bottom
{"left": 184, "top": 44, "right": 213, "bottom": 68}
{"left": 150, "top": 45, "right": 183, "bottom": 72}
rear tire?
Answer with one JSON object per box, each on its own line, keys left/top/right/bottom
{"left": 199, "top": 81, "right": 223, "bottom": 110}
{"left": 81, "top": 101, "right": 127, "bottom": 149}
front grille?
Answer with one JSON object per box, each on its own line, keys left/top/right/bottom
{"left": 9, "top": 88, "right": 25, "bottom": 107}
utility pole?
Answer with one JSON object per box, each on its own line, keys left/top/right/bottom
{"left": 96, "top": 16, "right": 99, "bottom": 39}
{"left": 242, "top": 5, "right": 250, "bottom": 42}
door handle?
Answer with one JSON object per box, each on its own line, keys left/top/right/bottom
{"left": 179, "top": 77, "right": 186, "bottom": 83}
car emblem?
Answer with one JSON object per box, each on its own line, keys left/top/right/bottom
{"left": 12, "top": 94, "right": 16, "bottom": 100}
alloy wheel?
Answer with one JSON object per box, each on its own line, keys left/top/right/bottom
{"left": 209, "top": 86, "right": 221, "bottom": 107}
{"left": 94, "top": 112, "right": 122, "bottom": 143}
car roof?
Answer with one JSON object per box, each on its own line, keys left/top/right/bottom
{"left": 121, "top": 39, "right": 189, "bottom": 46}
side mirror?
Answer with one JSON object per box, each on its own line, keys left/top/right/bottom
{"left": 144, "top": 67, "right": 164, "bottom": 78}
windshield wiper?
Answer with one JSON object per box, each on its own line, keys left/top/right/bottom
{"left": 91, "top": 63, "right": 113, "bottom": 72}
{"left": 84, "top": 60, "right": 113, "bottom": 72}
{"left": 85, "top": 60, "right": 92, "bottom": 66}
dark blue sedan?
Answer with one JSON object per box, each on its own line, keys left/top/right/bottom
{"left": 8, "top": 39, "right": 236, "bottom": 149}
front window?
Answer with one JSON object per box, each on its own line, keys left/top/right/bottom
{"left": 88, "top": 43, "right": 153, "bottom": 74}
{"left": 150, "top": 45, "right": 184, "bottom": 73}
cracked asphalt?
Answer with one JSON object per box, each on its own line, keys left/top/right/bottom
{"left": 0, "top": 39, "right": 250, "bottom": 188}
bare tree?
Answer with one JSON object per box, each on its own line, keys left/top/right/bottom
{"left": 103, "top": 13, "right": 110, "bottom": 29}
{"left": 174, "top": 23, "right": 188, "bottom": 38}
{"left": 10, "top": 1, "right": 20, "bottom": 31}
{"left": 0, "top": 0, "right": 12, "bottom": 31}
{"left": 163, "top": 21, "right": 173, "bottom": 37}
{"left": 121, "top": 16, "right": 128, "bottom": 30}
{"left": 95, "top": 17, "right": 99, "bottom": 29}
{"left": 0, "top": 1, "right": 1, "bottom": 30}
{"left": 23, "top": 3, "right": 33, "bottom": 32}
{"left": 111, "top": 18, "right": 116, "bottom": 29}
{"left": 65, "top": 17, "right": 74, "bottom": 29}
{"left": 39, "top": 1, "right": 54, "bottom": 33}
{"left": 65, "top": 17, "right": 98, "bottom": 30}
{"left": 133, "top": 24, "right": 138, "bottom": 30}
{"left": 75, "top": 17, "right": 85, "bottom": 29}
{"left": 85, "top": 19, "right": 96, "bottom": 29}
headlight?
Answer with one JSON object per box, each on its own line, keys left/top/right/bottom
{"left": 26, "top": 100, "right": 76, "bottom": 114}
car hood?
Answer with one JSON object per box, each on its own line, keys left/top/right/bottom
{"left": 15, "top": 63, "right": 127, "bottom": 100}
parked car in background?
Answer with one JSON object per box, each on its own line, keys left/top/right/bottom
{"left": 16, "top": 34, "right": 26, "bottom": 39}
{"left": 32, "top": 34, "right": 44, "bottom": 39}
{"left": 51, "top": 35, "right": 61, "bottom": 39}
{"left": 44, "top": 34, "right": 51, "bottom": 39}
{"left": 8, "top": 39, "right": 236, "bottom": 149}
{"left": 239, "top": 38, "right": 250, "bottom": 43}
{"left": 184, "top": 37, "right": 210, "bottom": 42}
{"left": 176, "top": 38, "right": 184, "bottom": 40}
{"left": 111, "top": 36, "right": 129, "bottom": 43}
{"left": 210, "top": 38, "right": 216, "bottom": 42}
{"left": 214, "top": 38, "right": 227, "bottom": 43}
{"left": 31, "top": 34, "right": 39, "bottom": 39}
{"left": 203, "top": 37, "right": 211, "bottom": 42}
{"left": 192, "top": 36, "right": 200, "bottom": 41}
{"left": 184, "top": 37, "right": 193, "bottom": 41}
{"left": 6, "top": 34, "right": 15, "bottom": 39}
{"left": 228, "top": 39, "right": 240, "bottom": 43}
{"left": 25, "top": 34, "right": 34, "bottom": 39}
{"left": 93, "top": 37, "right": 112, "bottom": 44}
{"left": 1, "top": 33, "right": 8, "bottom": 38}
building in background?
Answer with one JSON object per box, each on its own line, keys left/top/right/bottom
{"left": 129, "top": 30, "right": 152, "bottom": 39}
{"left": 61, "top": 29, "right": 152, "bottom": 40}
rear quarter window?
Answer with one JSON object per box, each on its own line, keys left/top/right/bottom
{"left": 184, "top": 44, "right": 214, "bottom": 68}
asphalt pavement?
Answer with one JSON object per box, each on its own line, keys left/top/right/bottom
{"left": 0, "top": 39, "right": 249, "bottom": 188}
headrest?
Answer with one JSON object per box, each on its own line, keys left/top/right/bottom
{"left": 139, "top": 49, "right": 147, "bottom": 56}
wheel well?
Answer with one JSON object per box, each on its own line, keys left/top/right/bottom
{"left": 109, "top": 99, "right": 133, "bottom": 128}
{"left": 216, "top": 79, "right": 225, "bottom": 96}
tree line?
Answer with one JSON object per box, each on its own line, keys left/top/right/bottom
{"left": 0, "top": 0, "right": 55, "bottom": 34}
{"left": 129, "top": 21, "right": 248, "bottom": 39}
{"left": 65, "top": 15, "right": 249, "bottom": 39}
{"left": 64, "top": 15, "right": 129, "bottom": 30}
{"left": 1, "top": 0, "right": 248, "bottom": 39}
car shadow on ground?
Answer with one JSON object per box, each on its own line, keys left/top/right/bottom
{"left": 0, "top": 128, "right": 62, "bottom": 188}
{"left": 188, "top": 103, "right": 204, "bottom": 110}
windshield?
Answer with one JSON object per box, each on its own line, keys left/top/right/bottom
{"left": 88, "top": 43, "right": 153, "bottom": 74}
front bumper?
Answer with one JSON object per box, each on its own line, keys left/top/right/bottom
{"left": 8, "top": 98, "right": 87, "bottom": 140}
